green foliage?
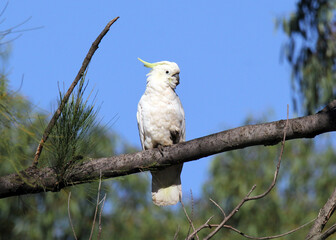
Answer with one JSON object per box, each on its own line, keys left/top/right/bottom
{"left": 280, "top": 0, "right": 336, "bottom": 114}
{"left": 45, "top": 74, "right": 97, "bottom": 171}
{"left": 0, "top": 78, "right": 42, "bottom": 174}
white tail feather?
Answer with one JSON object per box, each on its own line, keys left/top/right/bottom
{"left": 151, "top": 164, "right": 183, "bottom": 206}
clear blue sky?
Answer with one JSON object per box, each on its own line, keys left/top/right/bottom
{"left": 3, "top": 1, "right": 296, "bottom": 198}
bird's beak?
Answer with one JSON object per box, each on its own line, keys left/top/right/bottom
{"left": 173, "top": 73, "right": 180, "bottom": 85}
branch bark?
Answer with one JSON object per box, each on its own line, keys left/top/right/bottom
{"left": 0, "top": 100, "right": 335, "bottom": 199}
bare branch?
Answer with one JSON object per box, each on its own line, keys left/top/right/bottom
{"left": 203, "top": 105, "right": 289, "bottom": 239}
{"left": 0, "top": 2, "right": 9, "bottom": 19}
{"left": 190, "top": 189, "right": 195, "bottom": 236}
{"left": 89, "top": 171, "right": 103, "bottom": 240}
{"left": 203, "top": 185, "right": 256, "bottom": 240}
{"left": 247, "top": 104, "right": 289, "bottom": 201}
{"left": 32, "top": 16, "right": 119, "bottom": 166}
{"left": 0, "top": 102, "right": 335, "bottom": 199}
{"left": 181, "top": 198, "right": 199, "bottom": 240}
{"left": 67, "top": 192, "right": 78, "bottom": 240}
{"left": 223, "top": 218, "right": 315, "bottom": 239}
{"left": 187, "top": 218, "right": 315, "bottom": 240}
{"left": 209, "top": 198, "right": 226, "bottom": 218}
{"left": 97, "top": 193, "right": 106, "bottom": 240}
{"left": 306, "top": 187, "right": 336, "bottom": 240}
{"left": 67, "top": 174, "right": 106, "bottom": 240}
{"left": 186, "top": 216, "right": 214, "bottom": 240}
{"left": 174, "top": 225, "right": 180, "bottom": 240}
{"left": 320, "top": 223, "right": 336, "bottom": 240}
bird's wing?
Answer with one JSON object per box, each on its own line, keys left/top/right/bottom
{"left": 137, "top": 101, "right": 146, "bottom": 150}
{"left": 178, "top": 97, "right": 186, "bottom": 142}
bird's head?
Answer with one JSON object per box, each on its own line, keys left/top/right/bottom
{"left": 138, "top": 58, "right": 180, "bottom": 89}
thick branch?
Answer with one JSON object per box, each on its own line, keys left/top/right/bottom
{"left": 0, "top": 101, "right": 335, "bottom": 199}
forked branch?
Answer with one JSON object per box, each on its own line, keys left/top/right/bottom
{"left": 185, "top": 105, "right": 313, "bottom": 239}
{"left": 306, "top": 187, "right": 336, "bottom": 240}
{"left": 204, "top": 105, "right": 289, "bottom": 240}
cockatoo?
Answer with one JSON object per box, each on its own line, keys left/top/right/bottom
{"left": 137, "top": 58, "right": 185, "bottom": 206}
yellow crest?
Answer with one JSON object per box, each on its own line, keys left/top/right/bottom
{"left": 138, "top": 58, "right": 164, "bottom": 68}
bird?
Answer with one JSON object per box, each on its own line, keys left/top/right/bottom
{"left": 137, "top": 58, "right": 185, "bottom": 206}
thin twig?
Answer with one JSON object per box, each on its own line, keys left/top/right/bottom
{"left": 203, "top": 185, "right": 256, "bottom": 240}
{"left": 174, "top": 225, "right": 180, "bottom": 240}
{"left": 67, "top": 192, "right": 78, "bottom": 240}
{"left": 247, "top": 104, "right": 289, "bottom": 201}
{"left": 188, "top": 219, "right": 314, "bottom": 240}
{"left": 32, "top": 16, "right": 119, "bottom": 166}
{"left": 223, "top": 218, "right": 315, "bottom": 239}
{"left": 0, "top": 1, "right": 9, "bottom": 19}
{"left": 209, "top": 198, "right": 226, "bottom": 218}
{"left": 89, "top": 171, "right": 103, "bottom": 240}
{"left": 186, "top": 216, "right": 214, "bottom": 240}
{"left": 97, "top": 193, "right": 107, "bottom": 240}
{"left": 190, "top": 189, "right": 194, "bottom": 236}
{"left": 204, "top": 105, "right": 290, "bottom": 240}
{"left": 181, "top": 198, "right": 199, "bottom": 240}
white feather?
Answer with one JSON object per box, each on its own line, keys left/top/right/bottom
{"left": 137, "top": 60, "right": 185, "bottom": 206}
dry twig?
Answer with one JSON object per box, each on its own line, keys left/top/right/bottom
{"left": 188, "top": 105, "right": 291, "bottom": 240}
{"left": 209, "top": 198, "right": 226, "bottom": 218}
{"left": 67, "top": 173, "right": 106, "bottom": 240}
{"left": 89, "top": 171, "right": 103, "bottom": 240}
{"left": 32, "top": 17, "right": 119, "bottom": 166}
{"left": 97, "top": 193, "right": 107, "bottom": 240}
{"left": 306, "top": 187, "right": 336, "bottom": 240}
{"left": 67, "top": 192, "right": 78, "bottom": 240}
{"left": 203, "top": 186, "right": 257, "bottom": 240}
{"left": 174, "top": 225, "right": 180, "bottom": 240}
{"left": 223, "top": 219, "right": 315, "bottom": 239}
{"left": 181, "top": 197, "right": 199, "bottom": 240}
{"left": 186, "top": 216, "right": 214, "bottom": 240}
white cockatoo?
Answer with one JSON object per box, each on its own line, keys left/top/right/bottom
{"left": 137, "top": 58, "right": 185, "bottom": 206}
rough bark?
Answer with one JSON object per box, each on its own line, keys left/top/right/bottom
{"left": 0, "top": 100, "right": 335, "bottom": 199}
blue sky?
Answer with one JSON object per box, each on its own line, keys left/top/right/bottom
{"left": 3, "top": 1, "right": 296, "bottom": 198}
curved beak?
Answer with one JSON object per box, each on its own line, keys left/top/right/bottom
{"left": 173, "top": 73, "right": 180, "bottom": 85}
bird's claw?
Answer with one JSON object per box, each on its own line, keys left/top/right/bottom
{"left": 158, "top": 145, "right": 165, "bottom": 157}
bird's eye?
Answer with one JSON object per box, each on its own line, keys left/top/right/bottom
{"left": 166, "top": 70, "right": 169, "bottom": 74}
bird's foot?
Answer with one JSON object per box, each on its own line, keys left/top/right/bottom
{"left": 157, "top": 145, "right": 165, "bottom": 157}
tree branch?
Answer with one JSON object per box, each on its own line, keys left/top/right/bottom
{"left": 306, "top": 187, "right": 336, "bottom": 240}
{"left": 181, "top": 198, "right": 199, "bottom": 240}
{"left": 0, "top": 101, "right": 335, "bottom": 199}
{"left": 32, "top": 17, "right": 119, "bottom": 166}
{"left": 187, "top": 107, "right": 314, "bottom": 239}
{"left": 223, "top": 219, "right": 315, "bottom": 240}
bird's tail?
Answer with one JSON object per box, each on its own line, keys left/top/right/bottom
{"left": 151, "top": 164, "right": 183, "bottom": 206}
